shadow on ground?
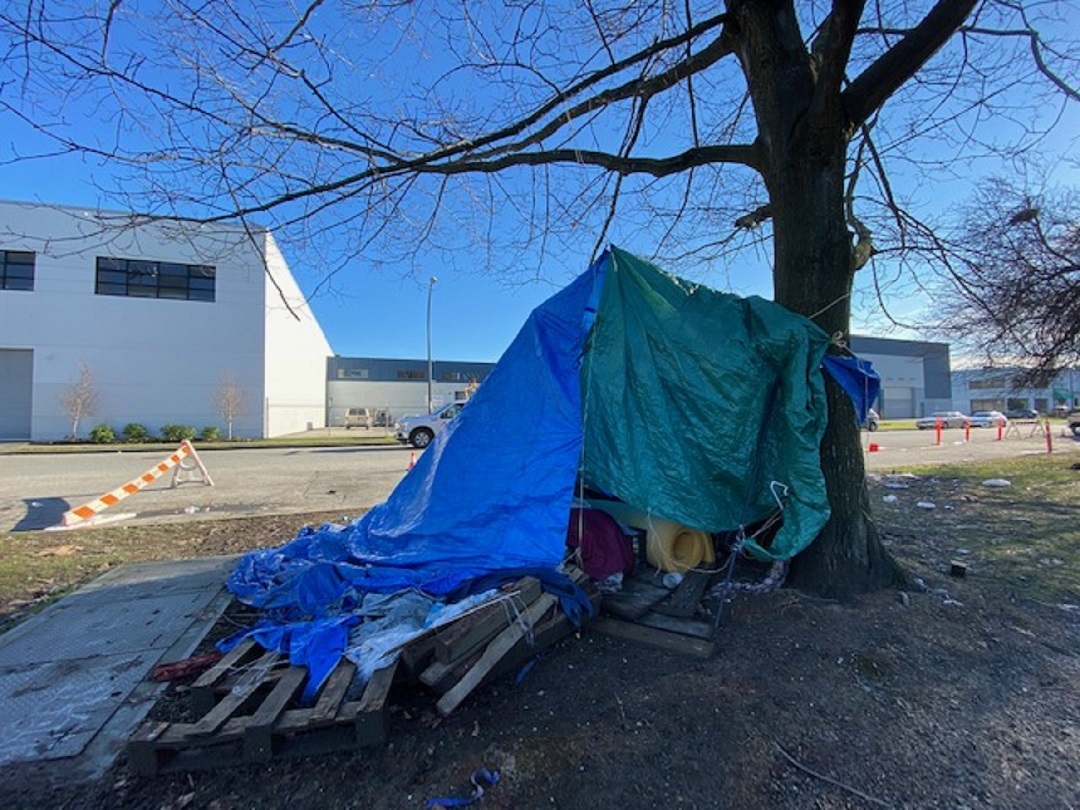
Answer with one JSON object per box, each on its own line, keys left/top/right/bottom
{"left": 11, "top": 497, "right": 69, "bottom": 532}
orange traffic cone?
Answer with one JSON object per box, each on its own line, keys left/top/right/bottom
{"left": 408, "top": 452, "right": 416, "bottom": 470}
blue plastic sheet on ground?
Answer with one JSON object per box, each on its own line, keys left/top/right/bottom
{"left": 217, "top": 615, "right": 360, "bottom": 702}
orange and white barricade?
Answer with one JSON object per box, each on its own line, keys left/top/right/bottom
{"left": 61, "top": 440, "right": 213, "bottom": 527}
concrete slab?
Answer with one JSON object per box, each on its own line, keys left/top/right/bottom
{"left": 0, "top": 555, "right": 238, "bottom": 785}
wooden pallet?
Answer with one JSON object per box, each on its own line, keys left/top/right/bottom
{"left": 596, "top": 567, "right": 718, "bottom": 657}
{"left": 129, "top": 648, "right": 397, "bottom": 776}
{"left": 130, "top": 569, "right": 598, "bottom": 774}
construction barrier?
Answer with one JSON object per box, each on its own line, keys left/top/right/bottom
{"left": 61, "top": 440, "right": 214, "bottom": 527}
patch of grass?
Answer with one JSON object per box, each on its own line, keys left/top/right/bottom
{"left": 0, "top": 510, "right": 352, "bottom": 632}
{"left": 877, "top": 419, "right": 920, "bottom": 431}
{"left": 878, "top": 454, "right": 1080, "bottom": 605}
{"left": 901, "top": 452, "right": 1080, "bottom": 490}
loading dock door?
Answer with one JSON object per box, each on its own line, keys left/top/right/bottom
{"left": 881, "top": 386, "right": 915, "bottom": 419}
{"left": 0, "top": 349, "right": 33, "bottom": 440}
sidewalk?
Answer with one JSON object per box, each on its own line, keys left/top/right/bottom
{"left": 0, "top": 556, "right": 237, "bottom": 789}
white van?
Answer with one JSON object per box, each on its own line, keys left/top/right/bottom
{"left": 343, "top": 408, "right": 373, "bottom": 429}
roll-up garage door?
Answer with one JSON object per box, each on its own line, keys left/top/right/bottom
{"left": 0, "top": 349, "right": 33, "bottom": 440}
{"left": 881, "top": 387, "right": 915, "bottom": 419}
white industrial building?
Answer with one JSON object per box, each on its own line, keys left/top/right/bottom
{"left": 952, "top": 366, "right": 1079, "bottom": 415}
{"left": 0, "top": 200, "right": 332, "bottom": 441}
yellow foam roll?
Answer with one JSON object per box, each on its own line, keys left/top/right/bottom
{"left": 644, "top": 519, "right": 714, "bottom": 572}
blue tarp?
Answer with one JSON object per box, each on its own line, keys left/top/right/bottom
{"left": 822, "top": 355, "right": 881, "bottom": 424}
{"left": 224, "top": 247, "right": 875, "bottom": 695}
{"left": 224, "top": 258, "right": 604, "bottom": 694}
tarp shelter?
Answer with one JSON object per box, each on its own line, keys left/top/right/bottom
{"left": 227, "top": 247, "right": 835, "bottom": 691}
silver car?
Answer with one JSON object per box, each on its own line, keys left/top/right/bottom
{"left": 915, "top": 410, "right": 970, "bottom": 429}
{"left": 969, "top": 410, "right": 1007, "bottom": 428}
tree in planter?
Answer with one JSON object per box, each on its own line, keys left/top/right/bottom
{"left": 216, "top": 373, "right": 243, "bottom": 441}
{"left": 4, "top": 1, "right": 1077, "bottom": 595}
{"left": 59, "top": 362, "right": 97, "bottom": 440}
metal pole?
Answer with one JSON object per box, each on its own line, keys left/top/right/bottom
{"left": 427, "top": 276, "right": 437, "bottom": 413}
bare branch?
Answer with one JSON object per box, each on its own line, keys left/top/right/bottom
{"left": 844, "top": 0, "right": 979, "bottom": 131}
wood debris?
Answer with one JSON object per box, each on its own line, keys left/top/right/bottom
{"left": 129, "top": 569, "right": 598, "bottom": 775}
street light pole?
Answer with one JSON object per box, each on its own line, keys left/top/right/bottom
{"left": 427, "top": 276, "right": 437, "bottom": 413}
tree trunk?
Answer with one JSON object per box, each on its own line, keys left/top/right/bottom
{"left": 767, "top": 144, "right": 904, "bottom": 597}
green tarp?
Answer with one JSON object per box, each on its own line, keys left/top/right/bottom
{"left": 581, "top": 248, "right": 832, "bottom": 560}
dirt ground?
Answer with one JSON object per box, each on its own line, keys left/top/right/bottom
{"left": 4, "top": 465, "right": 1079, "bottom": 810}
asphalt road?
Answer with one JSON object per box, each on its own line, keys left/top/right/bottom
{"left": 861, "top": 421, "right": 1079, "bottom": 471}
{"left": 1, "top": 425, "right": 1076, "bottom": 532}
{"left": 0, "top": 444, "right": 415, "bottom": 532}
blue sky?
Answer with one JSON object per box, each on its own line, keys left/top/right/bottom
{"left": 0, "top": 139, "right": 581, "bottom": 362}
{"left": 1, "top": 3, "right": 1076, "bottom": 364}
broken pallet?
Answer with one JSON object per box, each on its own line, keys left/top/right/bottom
{"left": 130, "top": 568, "right": 598, "bottom": 773}
{"left": 129, "top": 653, "right": 398, "bottom": 776}
{"left": 597, "top": 567, "right": 719, "bottom": 656}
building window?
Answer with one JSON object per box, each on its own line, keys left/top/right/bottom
{"left": 346, "top": 369, "right": 370, "bottom": 379}
{"left": 968, "top": 375, "right": 1010, "bottom": 390}
{"left": 397, "top": 369, "right": 425, "bottom": 380}
{"left": 1, "top": 250, "right": 35, "bottom": 291}
{"left": 95, "top": 257, "right": 216, "bottom": 302}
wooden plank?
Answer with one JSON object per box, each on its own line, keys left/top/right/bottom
{"left": 190, "top": 649, "right": 280, "bottom": 736}
{"left": 191, "top": 640, "right": 259, "bottom": 715}
{"left": 433, "top": 578, "right": 542, "bottom": 664}
{"left": 420, "top": 654, "right": 476, "bottom": 692}
{"left": 399, "top": 633, "right": 439, "bottom": 679}
{"left": 243, "top": 667, "right": 307, "bottom": 762}
{"left": 342, "top": 661, "right": 398, "bottom": 747}
{"left": 135, "top": 712, "right": 385, "bottom": 775}
{"left": 600, "top": 576, "right": 671, "bottom": 620}
{"left": 481, "top": 585, "right": 601, "bottom": 685}
{"left": 162, "top": 716, "right": 247, "bottom": 746}
{"left": 590, "top": 616, "right": 715, "bottom": 659}
{"left": 652, "top": 569, "right": 713, "bottom": 618}
{"left": 436, "top": 592, "right": 558, "bottom": 717}
{"left": 312, "top": 659, "right": 357, "bottom": 722}
{"left": 637, "top": 611, "right": 716, "bottom": 640}
{"left": 128, "top": 721, "right": 170, "bottom": 776}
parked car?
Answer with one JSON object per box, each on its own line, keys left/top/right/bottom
{"left": 862, "top": 408, "right": 880, "bottom": 432}
{"left": 915, "top": 410, "right": 970, "bottom": 429}
{"left": 395, "top": 401, "right": 466, "bottom": 448}
{"left": 1067, "top": 409, "right": 1080, "bottom": 437}
{"left": 1004, "top": 407, "right": 1039, "bottom": 420}
{"left": 969, "top": 410, "right": 1007, "bottom": 428}
{"left": 344, "top": 407, "right": 373, "bottom": 428}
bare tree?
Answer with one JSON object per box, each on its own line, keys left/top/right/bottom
{"left": 60, "top": 361, "right": 97, "bottom": 439}
{"left": 216, "top": 373, "right": 243, "bottom": 441}
{"left": 2, "top": 1, "right": 1077, "bottom": 595}
{"left": 938, "top": 180, "right": 1080, "bottom": 386}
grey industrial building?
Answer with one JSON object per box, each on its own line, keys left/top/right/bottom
{"left": 327, "top": 335, "right": 954, "bottom": 425}
{"left": 326, "top": 357, "right": 496, "bottom": 427}
{"left": 848, "top": 336, "right": 953, "bottom": 418}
